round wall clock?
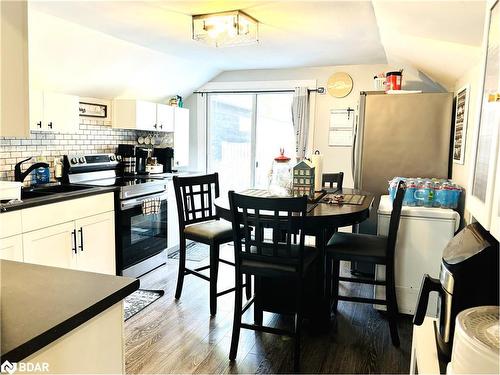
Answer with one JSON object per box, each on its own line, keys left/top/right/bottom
{"left": 327, "top": 72, "right": 353, "bottom": 98}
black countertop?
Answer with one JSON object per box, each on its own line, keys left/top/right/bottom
{"left": 0, "top": 186, "right": 118, "bottom": 213}
{"left": 0, "top": 260, "right": 139, "bottom": 362}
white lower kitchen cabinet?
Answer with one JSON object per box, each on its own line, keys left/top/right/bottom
{"left": 75, "top": 211, "right": 115, "bottom": 274}
{"left": 23, "top": 222, "right": 77, "bottom": 269}
{"left": 1, "top": 192, "right": 116, "bottom": 275}
{"left": 0, "top": 235, "right": 23, "bottom": 261}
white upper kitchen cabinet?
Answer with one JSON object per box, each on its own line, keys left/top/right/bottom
{"left": 156, "top": 103, "right": 174, "bottom": 132}
{"left": 113, "top": 99, "right": 160, "bottom": 131}
{"left": 173, "top": 107, "right": 189, "bottom": 168}
{"left": 0, "top": 0, "right": 30, "bottom": 137}
{"left": 30, "top": 90, "right": 80, "bottom": 133}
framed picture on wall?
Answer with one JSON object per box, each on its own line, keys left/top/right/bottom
{"left": 452, "top": 85, "right": 469, "bottom": 165}
{"left": 79, "top": 102, "right": 107, "bottom": 118}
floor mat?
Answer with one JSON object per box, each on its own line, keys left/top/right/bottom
{"left": 124, "top": 289, "right": 164, "bottom": 321}
{"left": 168, "top": 242, "right": 209, "bottom": 262}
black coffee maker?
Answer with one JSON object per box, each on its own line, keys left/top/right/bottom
{"left": 153, "top": 147, "right": 174, "bottom": 173}
{"left": 413, "top": 222, "right": 499, "bottom": 358}
{"left": 135, "top": 147, "right": 150, "bottom": 175}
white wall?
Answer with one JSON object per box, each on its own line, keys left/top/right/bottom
{"left": 192, "top": 64, "right": 445, "bottom": 187}
{"left": 451, "top": 62, "right": 482, "bottom": 225}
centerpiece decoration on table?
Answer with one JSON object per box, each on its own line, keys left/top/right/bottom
{"left": 268, "top": 148, "right": 293, "bottom": 196}
{"left": 292, "top": 160, "right": 315, "bottom": 198}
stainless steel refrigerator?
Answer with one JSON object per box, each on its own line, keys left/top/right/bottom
{"left": 352, "top": 91, "right": 453, "bottom": 273}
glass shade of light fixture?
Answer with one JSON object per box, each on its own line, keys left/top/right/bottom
{"left": 192, "top": 10, "right": 258, "bottom": 47}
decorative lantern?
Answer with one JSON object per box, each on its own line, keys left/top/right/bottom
{"left": 268, "top": 148, "right": 293, "bottom": 196}
{"left": 292, "top": 160, "right": 315, "bottom": 198}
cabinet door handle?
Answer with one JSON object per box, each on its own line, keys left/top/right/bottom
{"left": 78, "top": 227, "right": 84, "bottom": 252}
{"left": 154, "top": 123, "right": 158, "bottom": 129}
{"left": 72, "top": 229, "right": 77, "bottom": 254}
{"left": 160, "top": 124, "right": 163, "bottom": 129}
{"left": 37, "top": 121, "right": 42, "bottom": 128}
{"left": 48, "top": 122, "right": 53, "bottom": 129}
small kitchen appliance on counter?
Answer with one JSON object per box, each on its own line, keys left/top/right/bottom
{"left": 117, "top": 144, "right": 136, "bottom": 175}
{"left": 63, "top": 153, "right": 168, "bottom": 278}
{"left": 447, "top": 306, "right": 499, "bottom": 374}
{"left": 413, "top": 222, "right": 499, "bottom": 358}
{"left": 153, "top": 147, "right": 174, "bottom": 173}
{"left": 135, "top": 147, "right": 150, "bottom": 175}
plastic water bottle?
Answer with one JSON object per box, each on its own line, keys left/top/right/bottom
{"left": 423, "top": 180, "right": 435, "bottom": 207}
{"left": 415, "top": 179, "right": 425, "bottom": 206}
{"left": 433, "top": 180, "right": 442, "bottom": 207}
{"left": 405, "top": 179, "right": 417, "bottom": 206}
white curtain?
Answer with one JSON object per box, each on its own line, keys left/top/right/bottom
{"left": 291, "top": 87, "right": 309, "bottom": 160}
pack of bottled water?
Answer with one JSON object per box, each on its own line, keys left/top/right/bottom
{"left": 388, "top": 177, "right": 462, "bottom": 209}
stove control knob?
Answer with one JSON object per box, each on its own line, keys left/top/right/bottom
{"left": 79, "top": 157, "right": 85, "bottom": 164}
{"left": 110, "top": 155, "right": 116, "bottom": 161}
{"left": 70, "top": 157, "right": 78, "bottom": 164}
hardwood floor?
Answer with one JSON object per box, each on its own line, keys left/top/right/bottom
{"left": 125, "top": 254, "right": 413, "bottom": 374}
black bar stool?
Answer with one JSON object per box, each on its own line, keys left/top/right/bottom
{"left": 325, "top": 180, "right": 406, "bottom": 346}
{"left": 228, "top": 191, "right": 319, "bottom": 371}
{"left": 173, "top": 173, "right": 250, "bottom": 316}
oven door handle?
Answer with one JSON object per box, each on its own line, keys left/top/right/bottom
{"left": 120, "top": 192, "right": 167, "bottom": 211}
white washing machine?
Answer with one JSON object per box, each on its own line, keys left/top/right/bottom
{"left": 375, "top": 195, "right": 460, "bottom": 316}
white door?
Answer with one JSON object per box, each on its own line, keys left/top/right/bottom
{"left": 75, "top": 212, "right": 115, "bottom": 275}
{"left": 0, "top": 234, "right": 23, "bottom": 261}
{"left": 174, "top": 107, "right": 189, "bottom": 168}
{"left": 23, "top": 222, "right": 77, "bottom": 269}
{"left": 29, "top": 89, "right": 45, "bottom": 131}
{"left": 136, "top": 100, "right": 157, "bottom": 131}
{"left": 156, "top": 103, "right": 174, "bottom": 132}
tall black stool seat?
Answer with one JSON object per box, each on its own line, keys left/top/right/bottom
{"left": 228, "top": 191, "right": 317, "bottom": 372}
{"left": 184, "top": 220, "right": 233, "bottom": 243}
{"left": 325, "top": 180, "right": 406, "bottom": 347}
{"left": 173, "top": 173, "right": 251, "bottom": 317}
{"left": 327, "top": 233, "right": 388, "bottom": 263}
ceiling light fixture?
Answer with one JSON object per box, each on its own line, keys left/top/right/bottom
{"left": 192, "top": 10, "right": 259, "bottom": 47}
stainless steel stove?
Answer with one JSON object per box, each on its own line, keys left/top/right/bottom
{"left": 64, "top": 153, "right": 168, "bottom": 277}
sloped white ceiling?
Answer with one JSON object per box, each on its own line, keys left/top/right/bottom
{"left": 28, "top": 0, "right": 486, "bottom": 100}
{"left": 372, "top": 0, "right": 486, "bottom": 88}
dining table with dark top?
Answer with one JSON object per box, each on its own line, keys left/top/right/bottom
{"left": 214, "top": 188, "right": 375, "bottom": 330}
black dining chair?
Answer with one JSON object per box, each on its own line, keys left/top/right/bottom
{"left": 322, "top": 172, "right": 344, "bottom": 190}
{"left": 228, "top": 191, "right": 318, "bottom": 371}
{"left": 173, "top": 173, "right": 250, "bottom": 316}
{"left": 325, "top": 180, "right": 406, "bottom": 346}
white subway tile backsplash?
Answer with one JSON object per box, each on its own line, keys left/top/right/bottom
{"left": 0, "top": 122, "right": 173, "bottom": 183}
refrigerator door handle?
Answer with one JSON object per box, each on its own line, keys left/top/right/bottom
{"left": 351, "top": 115, "right": 357, "bottom": 182}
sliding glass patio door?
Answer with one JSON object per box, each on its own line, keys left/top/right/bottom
{"left": 207, "top": 92, "right": 295, "bottom": 195}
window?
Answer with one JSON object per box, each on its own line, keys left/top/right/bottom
{"left": 207, "top": 93, "right": 295, "bottom": 195}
